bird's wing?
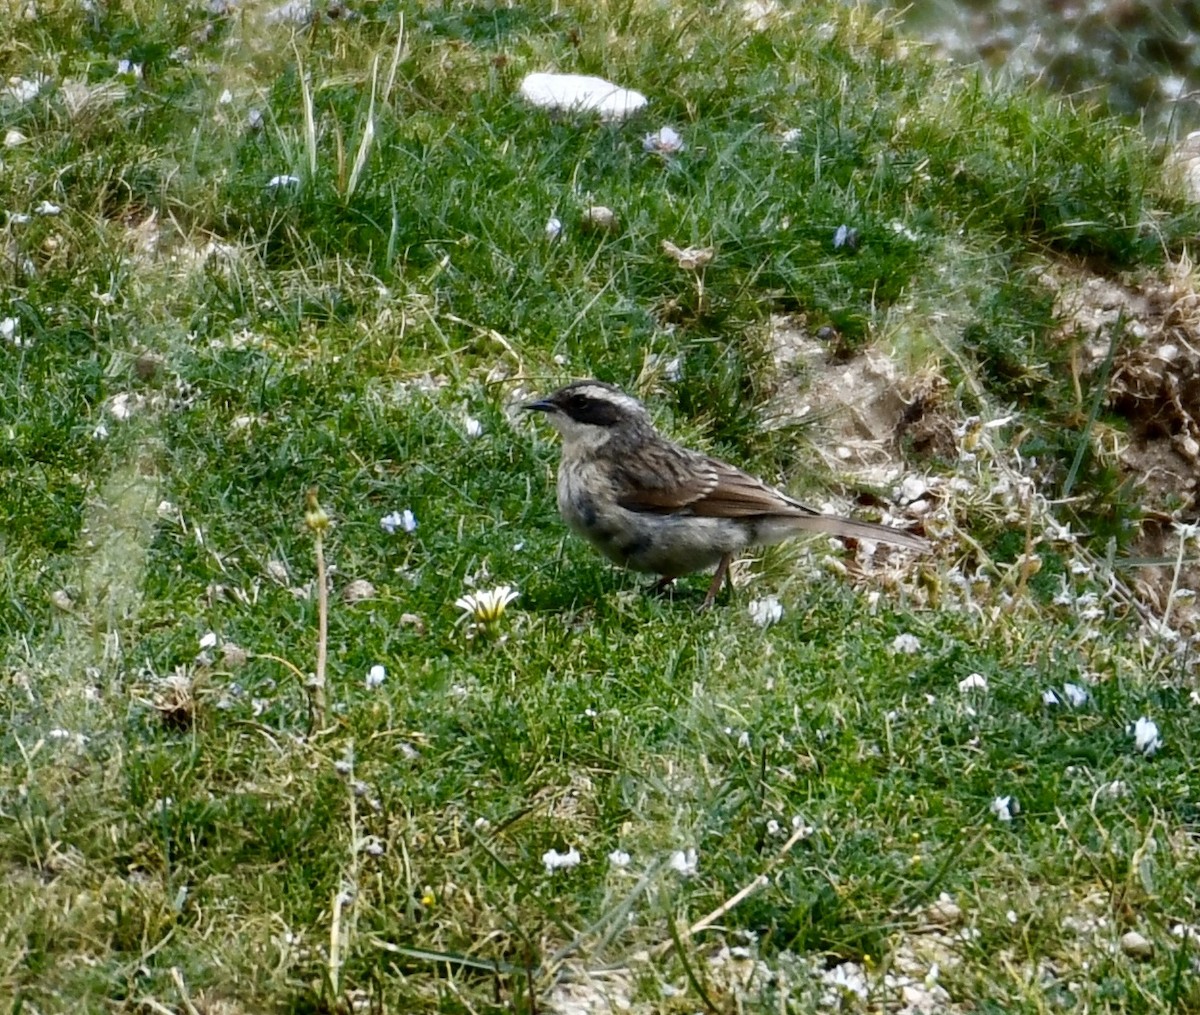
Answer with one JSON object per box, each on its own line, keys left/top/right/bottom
{"left": 613, "top": 444, "right": 804, "bottom": 518}
{"left": 613, "top": 444, "right": 930, "bottom": 552}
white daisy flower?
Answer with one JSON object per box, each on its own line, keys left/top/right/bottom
{"left": 455, "top": 585, "right": 519, "bottom": 626}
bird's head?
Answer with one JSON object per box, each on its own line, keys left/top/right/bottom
{"left": 525, "top": 380, "right": 651, "bottom": 452}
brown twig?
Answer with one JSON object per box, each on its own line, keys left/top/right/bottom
{"left": 652, "top": 825, "right": 810, "bottom": 960}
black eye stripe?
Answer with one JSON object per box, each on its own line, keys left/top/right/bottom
{"left": 561, "top": 395, "right": 621, "bottom": 426}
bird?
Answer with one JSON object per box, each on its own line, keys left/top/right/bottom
{"left": 526, "top": 379, "right": 929, "bottom": 609}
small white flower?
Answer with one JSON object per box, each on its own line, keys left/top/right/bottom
{"left": 544, "top": 215, "right": 563, "bottom": 240}
{"left": 463, "top": 416, "right": 483, "bottom": 439}
{"left": 766, "top": 819, "right": 781, "bottom": 837}
{"left": 380, "top": 508, "right": 417, "bottom": 534}
{"left": 891, "top": 632, "right": 922, "bottom": 654}
{"left": 990, "top": 795, "right": 1017, "bottom": 822}
{"left": 365, "top": 664, "right": 386, "bottom": 689}
{"left": 4, "top": 77, "right": 41, "bottom": 103}
{"left": 668, "top": 848, "right": 698, "bottom": 877}
{"left": 643, "top": 125, "right": 685, "bottom": 155}
{"left": 542, "top": 847, "right": 581, "bottom": 873}
{"left": 748, "top": 595, "right": 783, "bottom": 628}
{"left": 473, "top": 816, "right": 491, "bottom": 831}
{"left": 455, "top": 585, "right": 519, "bottom": 625}
{"left": 791, "top": 815, "right": 816, "bottom": 838}
{"left": 34, "top": 200, "right": 61, "bottom": 215}
{"left": 1062, "top": 682, "right": 1089, "bottom": 707}
{"left": 608, "top": 849, "right": 631, "bottom": 868}
{"left": 219, "top": 88, "right": 233, "bottom": 104}
{"left": 1131, "top": 716, "right": 1162, "bottom": 757}
{"left": 1007, "top": 910, "right": 1018, "bottom": 924}
{"left": 116, "top": 59, "right": 143, "bottom": 78}
{"left": 266, "top": 174, "right": 300, "bottom": 189}
{"left": 0, "top": 316, "right": 22, "bottom": 346}
{"left": 107, "top": 392, "right": 142, "bottom": 420}
{"left": 958, "top": 672, "right": 988, "bottom": 693}
{"left": 198, "top": 631, "right": 218, "bottom": 650}
{"left": 823, "top": 962, "right": 868, "bottom": 999}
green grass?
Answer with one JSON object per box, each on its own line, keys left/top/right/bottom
{"left": 2, "top": 0, "right": 1200, "bottom": 1010}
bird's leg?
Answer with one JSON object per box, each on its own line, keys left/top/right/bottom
{"left": 648, "top": 576, "right": 677, "bottom": 597}
{"left": 700, "top": 553, "right": 732, "bottom": 611}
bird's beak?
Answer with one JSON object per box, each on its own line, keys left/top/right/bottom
{"left": 524, "top": 398, "right": 557, "bottom": 413}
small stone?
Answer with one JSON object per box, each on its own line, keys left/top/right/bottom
{"left": 400, "top": 612, "right": 426, "bottom": 634}
{"left": 342, "top": 579, "right": 377, "bottom": 603}
{"left": 925, "top": 894, "right": 963, "bottom": 926}
{"left": 134, "top": 352, "right": 166, "bottom": 381}
{"left": 1120, "top": 930, "right": 1153, "bottom": 959}
{"left": 221, "top": 643, "right": 248, "bottom": 668}
{"left": 581, "top": 205, "right": 618, "bottom": 232}
{"left": 518, "top": 72, "right": 647, "bottom": 121}
{"left": 50, "top": 589, "right": 74, "bottom": 611}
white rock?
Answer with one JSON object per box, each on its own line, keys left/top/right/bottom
{"left": 958, "top": 672, "right": 988, "bottom": 693}
{"left": 581, "top": 205, "right": 618, "bottom": 231}
{"left": 263, "top": 0, "right": 311, "bottom": 24}
{"left": 897, "top": 474, "right": 928, "bottom": 504}
{"left": 1120, "top": 930, "right": 1153, "bottom": 958}
{"left": 518, "top": 73, "right": 647, "bottom": 121}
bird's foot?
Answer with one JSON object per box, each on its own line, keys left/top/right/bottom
{"left": 699, "top": 554, "right": 732, "bottom": 611}
{"left": 647, "top": 576, "right": 678, "bottom": 598}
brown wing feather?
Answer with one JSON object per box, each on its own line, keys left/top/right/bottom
{"left": 687, "top": 458, "right": 814, "bottom": 518}
{"left": 612, "top": 442, "right": 719, "bottom": 513}
{"left": 612, "top": 443, "right": 929, "bottom": 552}
{"left": 614, "top": 443, "right": 804, "bottom": 518}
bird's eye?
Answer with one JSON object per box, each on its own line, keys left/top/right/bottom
{"left": 568, "top": 394, "right": 589, "bottom": 410}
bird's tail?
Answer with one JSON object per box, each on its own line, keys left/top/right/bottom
{"left": 774, "top": 513, "right": 930, "bottom": 552}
